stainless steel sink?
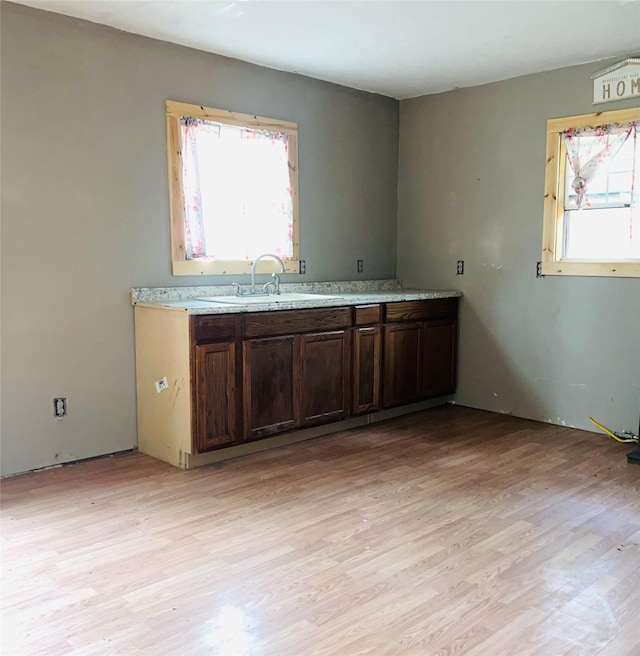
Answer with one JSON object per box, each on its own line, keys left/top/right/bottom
{"left": 196, "top": 292, "right": 343, "bottom": 305}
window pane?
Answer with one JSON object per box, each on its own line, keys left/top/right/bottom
{"left": 564, "top": 133, "right": 636, "bottom": 210}
{"left": 564, "top": 207, "right": 639, "bottom": 260}
{"left": 185, "top": 121, "right": 293, "bottom": 261}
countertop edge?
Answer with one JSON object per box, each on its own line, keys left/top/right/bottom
{"left": 133, "top": 290, "right": 462, "bottom": 315}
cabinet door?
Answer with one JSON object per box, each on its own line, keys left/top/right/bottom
{"left": 352, "top": 326, "right": 381, "bottom": 415}
{"left": 243, "top": 336, "right": 296, "bottom": 440}
{"left": 383, "top": 322, "right": 422, "bottom": 408}
{"left": 194, "top": 342, "right": 237, "bottom": 452}
{"left": 297, "top": 331, "right": 350, "bottom": 427}
{"left": 421, "top": 319, "right": 457, "bottom": 398}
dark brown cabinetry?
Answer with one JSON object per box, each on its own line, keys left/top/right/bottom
{"left": 382, "top": 322, "right": 422, "bottom": 408}
{"left": 352, "top": 326, "right": 381, "bottom": 414}
{"left": 192, "top": 315, "right": 239, "bottom": 451}
{"left": 240, "top": 308, "right": 352, "bottom": 440}
{"left": 189, "top": 297, "right": 458, "bottom": 454}
{"left": 382, "top": 298, "right": 459, "bottom": 409}
{"left": 298, "top": 330, "right": 350, "bottom": 426}
{"left": 352, "top": 304, "right": 381, "bottom": 415}
{"left": 242, "top": 336, "right": 297, "bottom": 440}
{"left": 194, "top": 342, "right": 237, "bottom": 451}
{"left": 421, "top": 319, "right": 457, "bottom": 398}
{"left": 243, "top": 331, "right": 351, "bottom": 437}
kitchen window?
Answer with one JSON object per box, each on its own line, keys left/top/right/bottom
{"left": 541, "top": 106, "right": 640, "bottom": 277}
{"left": 166, "top": 100, "right": 300, "bottom": 275}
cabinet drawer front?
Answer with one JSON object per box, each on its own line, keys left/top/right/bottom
{"left": 354, "top": 304, "right": 381, "bottom": 326}
{"left": 242, "top": 307, "right": 351, "bottom": 338}
{"left": 192, "top": 315, "right": 237, "bottom": 342}
{"left": 384, "top": 298, "right": 458, "bottom": 323}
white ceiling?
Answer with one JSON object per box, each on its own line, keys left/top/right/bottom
{"left": 11, "top": 0, "right": 640, "bottom": 99}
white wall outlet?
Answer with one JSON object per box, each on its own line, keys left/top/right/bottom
{"left": 53, "top": 397, "right": 67, "bottom": 417}
{"left": 155, "top": 377, "right": 169, "bottom": 393}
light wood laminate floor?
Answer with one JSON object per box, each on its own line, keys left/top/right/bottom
{"left": 2, "top": 405, "right": 639, "bottom": 655}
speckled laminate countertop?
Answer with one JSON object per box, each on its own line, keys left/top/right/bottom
{"left": 131, "top": 279, "right": 461, "bottom": 315}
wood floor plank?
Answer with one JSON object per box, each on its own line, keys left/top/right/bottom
{"left": 2, "top": 405, "right": 639, "bottom": 655}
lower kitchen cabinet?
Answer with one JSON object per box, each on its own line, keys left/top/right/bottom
{"left": 352, "top": 325, "right": 381, "bottom": 414}
{"left": 194, "top": 342, "right": 238, "bottom": 451}
{"left": 243, "top": 331, "right": 351, "bottom": 437}
{"left": 242, "top": 336, "right": 296, "bottom": 440}
{"left": 382, "top": 322, "right": 423, "bottom": 408}
{"left": 382, "top": 298, "right": 459, "bottom": 408}
{"left": 421, "top": 319, "right": 457, "bottom": 398}
{"left": 134, "top": 295, "right": 459, "bottom": 468}
{"left": 297, "top": 330, "right": 350, "bottom": 427}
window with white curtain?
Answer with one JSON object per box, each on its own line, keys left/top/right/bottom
{"left": 542, "top": 107, "right": 640, "bottom": 277}
{"left": 166, "top": 100, "right": 300, "bottom": 276}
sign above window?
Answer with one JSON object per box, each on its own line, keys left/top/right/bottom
{"left": 592, "top": 57, "right": 640, "bottom": 104}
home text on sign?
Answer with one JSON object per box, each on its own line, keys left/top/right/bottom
{"left": 592, "top": 58, "right": 640, "bottom": 104}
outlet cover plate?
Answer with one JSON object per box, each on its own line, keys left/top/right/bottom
{"left": 155, "top": 377, "right": 169, "bottom": 393}
{"left": 53, "top": 397, "right": 67, "bottom": 417}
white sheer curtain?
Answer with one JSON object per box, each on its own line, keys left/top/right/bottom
{"left": 562, "top": 122, "right": 636, "bottom": 208}
{"left": 180, "top": 117, "right": 293, "bottom": 261}
{"left": 181, "top": 118, "right": 208, "bottom": 259}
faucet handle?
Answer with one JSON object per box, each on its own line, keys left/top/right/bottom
{"left": 271, "top": 273, "right": 281, "bottom": 295}
{"left": 231, "top": 282, "right": 244, "bottom": 296}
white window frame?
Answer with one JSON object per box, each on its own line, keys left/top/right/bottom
{"left": 541, "top": 106, "right": 640, "bottom": 278}
{"left": 166, "top": 100, "right": 300, "bottom": 276}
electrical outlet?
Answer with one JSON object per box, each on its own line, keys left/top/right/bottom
{"left": 357, "top": 259, "right": 364, "bottom": 273}
{"left": 53, "top": 397, "right": 67, "bottom": 418}
{"left": 299, "top": 260, "right": 306, "bottom": 274}
{"left": 155, "top": 377, "right": 169, "bottom": 393}
{"left": 456, "top": 260, "right": 464, "bottom": 275}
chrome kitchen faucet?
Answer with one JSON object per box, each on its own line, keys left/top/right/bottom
{"left": 232, "top": 253, "right": 285, "bottom": 297}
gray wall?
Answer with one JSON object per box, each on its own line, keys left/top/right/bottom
{"left": 2, "top": 3, "right": 638, "bottom": 479}
{"left": 398, "top": 63, "right": 640, "bottom": 435}
{"left": 0, "top": 3, "right": 399, "bottom": 476}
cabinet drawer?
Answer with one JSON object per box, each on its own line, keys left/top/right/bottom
{"left": 242, "top": 307, "right": 352, "bottom": 338}
{"left": 192, "top": 314, "right": 238, "bottom": 342}
{"left": 354, "top": 304, "right": 381, "bottom": 326}
{"left": 384, "top": 298, "right": 458, "bottom": 323}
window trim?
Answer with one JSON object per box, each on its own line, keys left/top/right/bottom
{"left": 166, "top": 100, "right": 300, "bottom": 276}
{"left": 541, "top": 106, "right": 640, "bottom": 278}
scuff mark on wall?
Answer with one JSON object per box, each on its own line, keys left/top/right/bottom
{"left": 533, "top": 379, "right": 588, "bottom": 429}
{"left": 533, "top": 377, "right": 587, "bottom": 390}
{"left": 172, "top": 377, "right": 183, "bottom": 411}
